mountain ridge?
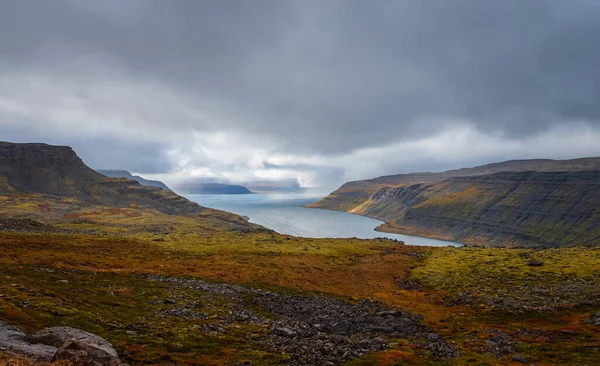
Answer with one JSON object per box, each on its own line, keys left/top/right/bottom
{"left": 96, "top": 169, "right": 172, "bottom": 191}
{"left": 309, "top": 157, "right": 600, "bottom": 247}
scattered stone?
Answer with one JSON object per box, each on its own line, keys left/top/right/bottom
{"left": 275, "top": 327, "right": 296, "bottom": 337}
{"left": 146, "top": 274, "right": 457, "bottom": 365}
{"left": 157, "top": 307, "right": 208, "bottom": 319}
{"left": 528, "top": 258, "right": 544, "bottom": 267}
{"left": 585, "top": 311, "right": 600, "bottom": 326}
{"left": 152, "top": 237, "right": 165, "bottom": 242}
{"left": 163, "top": 298, "right": 177, "bottom": 304}
{"left": 480, "top": 329, "right": 514, "bottom": 359}
{"left": 58, "top": 280, "right": 68, "bottom": 283}
{"left": 513, "top": 354, "right": 527, "bottom": 363}
{"left": 394, "top": 276, "right": 423, "bottom": 291}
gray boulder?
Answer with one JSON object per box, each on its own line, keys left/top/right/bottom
{"left": 53, "top": 338, "right": 121, "bottom": 366}
{"left": 1, "top": 323, "right": 121, "bottom": 365}
{"left": 28, "top": 327, "right": 120, "bottom": 365}
{"left": 0, "top": 322, "right": 57, "bottom": 362}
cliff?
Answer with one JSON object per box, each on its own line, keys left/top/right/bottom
{"left": 309, "top": 158, "right": 600, "bottom": 247}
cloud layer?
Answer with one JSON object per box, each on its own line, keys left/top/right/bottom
{"left": 2, "top": 0, "right": 600, "bottom": 189}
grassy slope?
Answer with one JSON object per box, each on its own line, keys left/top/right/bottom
{"left": 310, "top": 171, "right": 600, "bottom": 248}
{"left": 1, "top": 195, "right": 600, "bottom": 364}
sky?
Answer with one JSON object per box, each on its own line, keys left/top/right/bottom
{"left": 1, "top": 0, "right": 600, "bottom": 191}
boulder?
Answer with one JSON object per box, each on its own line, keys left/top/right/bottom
{"left": 0, "top": 322, "right": 57, "bottom": 362}
{"left": 53, "top": 339, "right": 121, "bottom": 366}
{"left": 27, "top": 326, "right": 120, "bottom": 365}
{"left": 528, "top": 258, "right": 544, "bottom": 267}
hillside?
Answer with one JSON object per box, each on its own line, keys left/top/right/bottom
{"left": 96, "top": 169, "right": 172, "bottom": 191}
{"left": 2, "top": 143, "right": 600, "bottom": 364}
{"left": 0, "top": 142, "right": 255, "bottom": 230}
{"left": 173, "top": 181, "right": 252, "bottom": 194}
{"left": 309, "top": 158, "right": 600, "bottom": 247}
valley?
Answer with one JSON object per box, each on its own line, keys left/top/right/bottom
{"left": 1, "top": 142, "right": 600, "bottom": 365}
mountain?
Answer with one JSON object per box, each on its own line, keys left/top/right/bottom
{"left": 242, "top": 179, "right": 304, "bottom": 193}
{"left": 173, "top": 181, "right": 252, "bottom": 194}
{"left": 0, "top": 142, "right": 252, "bottom": 227}
{"left": 308, "top": 158, "right": 600, "bottom": 247}
{"left": 96, "top": 169, "right": 172, "bottom": 191}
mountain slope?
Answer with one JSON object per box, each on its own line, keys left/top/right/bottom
{"left": 0, "top": 142, "right": 255, "bottom": 230}
{"left": 96, "top": 169, "right": 172, "bottom": 191}
{"left": 309, "top": 158, "right": 600, "bottom": 247}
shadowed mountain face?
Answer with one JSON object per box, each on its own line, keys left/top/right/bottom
{"left": 0, "top": 142, "right": 247, "bottom": 219}
{"left": 0, "top": 142, "right": 104, "bottom": 196}
{"left": 96, "top": 169, "right": 172, "bottom": 191}
{"left": 309, "top": 158, "right": 600, "bottom": 247}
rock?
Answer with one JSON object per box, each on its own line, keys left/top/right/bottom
{"left": 513, "top": 354, "right": 527, "bottom": 363}
{"left": 0, "top": 322, "right": 57, "bottom": 362}
{"left": 163, "top": 298, "right": 177, "bottom": 304}
{"left": 53, "top": 338, "right": 121, "bottom": 366}
{"left": 28, "top": 326, "right": 120, "bottom": 365}
{"left": 331, "top": 322, "right": 354, "bottom": 335}
{"left": 275, "top": 327, "right": 296, "bottom": 337}
{"left": 586, "top": 312, "right": 600, "bottom": 326}
{"left": 528, "top": 258, "right": 544, "bottom": 267}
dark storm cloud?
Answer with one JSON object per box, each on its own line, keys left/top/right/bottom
{"left": 1, "top": 0, "right": 600, "bottom": 183}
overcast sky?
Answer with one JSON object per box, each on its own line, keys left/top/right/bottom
{"left": 2, "top": 0, "right": 600, "bottom": 190}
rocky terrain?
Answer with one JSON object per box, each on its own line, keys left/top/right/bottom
{"left": 146, "top": 275, "right": 457, "bottom": 365}
{"left": 309, "top": 158, "right": 600, "bottom": 247}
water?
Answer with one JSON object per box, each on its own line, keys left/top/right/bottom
{"left": 185, "top": 193, "right": 461, "bottom": 247}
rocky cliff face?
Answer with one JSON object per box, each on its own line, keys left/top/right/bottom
{"left": 309, "top": 158, "right": 600, "bottom": 247}
{"left": 0, "top": 142, "right": 202, "bottom": 215}
{"left": 0, "top": 142, "right": 103, "bottom": 196}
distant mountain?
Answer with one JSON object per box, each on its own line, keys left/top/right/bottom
{"left": 242, "top": 179, "right": 304, "bottom": 193}
{"left": 308, "top": 157, "right": 600, "bottom": 248}
{"left": 173, "top": 181, "right": 252, "bottom": 195}
{"left": 96, "top": 169, "right": 172, "bottom": 191}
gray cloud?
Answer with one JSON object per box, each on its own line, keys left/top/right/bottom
{"left": 1, "top": 0, "right": 600, "bottom": 185}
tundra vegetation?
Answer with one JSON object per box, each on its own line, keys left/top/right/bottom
{"left": 1, "top": 194, "right": 600, "bottom": 365}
